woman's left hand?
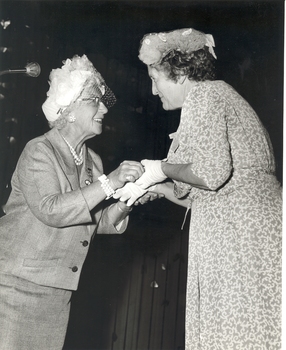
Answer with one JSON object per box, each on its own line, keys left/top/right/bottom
{"left": 113, "top": 182, "right": 147, "bottom": 206}
{"left": 134, "top": 191, "right": 165, "bottom": 206}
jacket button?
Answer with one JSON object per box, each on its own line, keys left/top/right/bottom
{"left": 82, "top": 240, "right": 89, "bottom": 247}
{"left": 71, "top": 266, "right": 78, "bottom": 272}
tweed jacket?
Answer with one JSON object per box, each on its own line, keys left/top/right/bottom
{"left": 0, "top": 128, "right": 128, "bottom": 290}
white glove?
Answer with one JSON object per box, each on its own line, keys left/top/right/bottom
{"left": 113, "top": 182, "right": 147, "bottom": 206}
{"left": 135, "top": 159, "right": 167, "bottom": 189}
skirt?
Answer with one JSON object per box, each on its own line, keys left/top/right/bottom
{"left": 0, "top": 273, "right": 72, "bottom": 350}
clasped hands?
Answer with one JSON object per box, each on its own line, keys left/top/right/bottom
{"left": 113, "top": 159, "right": 167, "bottom": 206}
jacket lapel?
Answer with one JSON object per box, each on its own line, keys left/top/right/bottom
{"left": 44, "top": 128, "right": 80, "bottom": 190}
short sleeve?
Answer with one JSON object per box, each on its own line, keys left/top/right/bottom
{"left": 189, "top": 86, "right": 232, "bottom": 190}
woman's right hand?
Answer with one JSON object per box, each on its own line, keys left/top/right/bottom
{"left": 135, "top": 159, "right": 167, "bottom": 189}
{"left": 108, "top": 160, "right": 145, "bottom": 190}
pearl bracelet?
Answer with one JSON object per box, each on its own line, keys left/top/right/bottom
{"left": 98, "top": 174, "right": 116, "bottom": 200}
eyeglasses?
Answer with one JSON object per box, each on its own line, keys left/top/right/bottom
{"left": 78, "top": 96, "right": 100, "bottom": 104}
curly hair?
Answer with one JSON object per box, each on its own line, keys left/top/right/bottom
{"left": 156, "top": 46, "right": 216, "bottom": 82}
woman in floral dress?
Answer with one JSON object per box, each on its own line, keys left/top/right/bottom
{"left": 116, "top": 28, "right": 282, "bottom": 349}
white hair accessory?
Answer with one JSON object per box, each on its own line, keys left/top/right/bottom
{"left": 42, "top": 55, "right": 116, "bottom": 122}
{"left": 42, "top": 98, "right": 63, "bottom": 122}
{"left": 139, "top": 28, "right": 217, "bottom": 66}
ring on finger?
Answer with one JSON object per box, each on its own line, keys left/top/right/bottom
{"left": 126, "top": 175, "right": 134, "bottom": 181}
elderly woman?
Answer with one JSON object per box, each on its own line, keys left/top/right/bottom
{"left": 117, "top": 29, "right": 282, "bottom": 349}
{"left": 0, "top": 54, "right": 150, "bottom": 350}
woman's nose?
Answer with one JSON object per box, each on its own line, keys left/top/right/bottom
{"left": 152, "top": 81, "right": 158, "bottom": 95}
{"left": 99, "top": 102, "right": 108, "bottom": 113}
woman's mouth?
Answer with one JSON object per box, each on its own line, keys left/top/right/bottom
{"left": 93, "top": 118, "right": 103, "bottom": 124}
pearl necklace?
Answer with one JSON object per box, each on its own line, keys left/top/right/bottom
{"left": 62, "top": 135, "right": 83, "bottom": 166}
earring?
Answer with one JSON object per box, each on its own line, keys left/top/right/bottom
{"left": 69, "top": 114, "right": 76, "bottom": 123}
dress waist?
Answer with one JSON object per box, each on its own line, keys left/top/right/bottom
{"left": 183, "top": 169, "right": 280, "bottom": 202}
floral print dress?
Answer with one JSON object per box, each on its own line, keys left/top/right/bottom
{"left": 167, "top": 80, "right": 282, "bottom": 349}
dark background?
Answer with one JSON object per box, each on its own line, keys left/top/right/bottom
{"left": 0, "top": 1, "right": 283, "bottom": 186}
{"left": 0, "top": 1, "right": 283, "bottom": 349}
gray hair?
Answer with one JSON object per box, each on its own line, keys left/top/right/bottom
{"left": 48, "top": 114, "right": 68, "bottom": 129}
